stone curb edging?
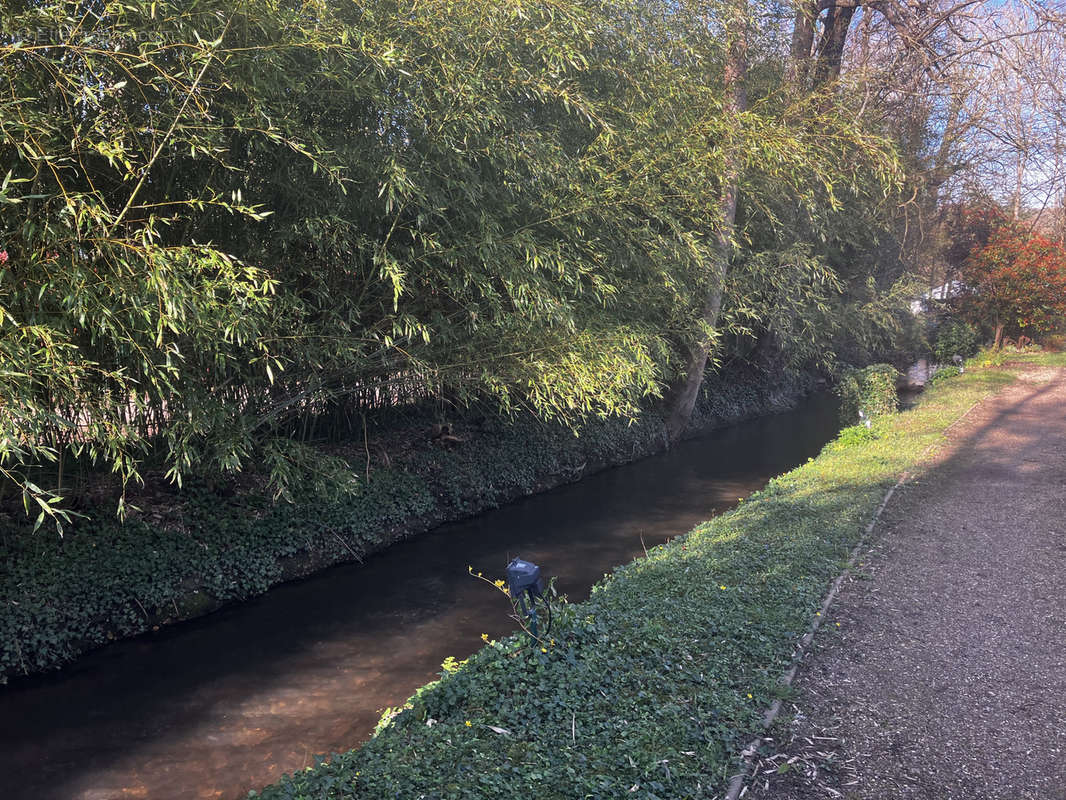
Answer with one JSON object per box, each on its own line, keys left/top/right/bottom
{"left": 723, "top": 394, "right": 988, "bottom": 800}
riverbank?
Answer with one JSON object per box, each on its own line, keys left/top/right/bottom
{"left": 252, "top": 357, "right": 1024, "bottom": 799}
{"left": 0, "top": 363, "right": 813, "bottom": 682}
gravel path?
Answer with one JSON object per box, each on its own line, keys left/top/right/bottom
{"left": 749, "top": 365, "right": 1066, "bottom": 800}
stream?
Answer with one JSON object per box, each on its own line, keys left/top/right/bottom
{"left": 0, "top": 393, "right": 839, "bottom": 800}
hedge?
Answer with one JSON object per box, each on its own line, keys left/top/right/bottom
{"left": 835, "top": 363, "right": 899, "bottom": 425}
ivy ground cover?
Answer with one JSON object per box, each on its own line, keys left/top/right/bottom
{"left": 0, "top": 366, "right": 795, "bottom": 683}
{"left": 252, "top": 365, "right": 1015, "bottom": 799}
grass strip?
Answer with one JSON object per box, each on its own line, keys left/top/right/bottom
{"left": 252, "top": 364, "right": 1018, "bottom": 800}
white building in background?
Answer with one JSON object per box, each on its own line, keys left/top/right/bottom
{"left": 910, "top": 281, "right": 964, "bottom": 315}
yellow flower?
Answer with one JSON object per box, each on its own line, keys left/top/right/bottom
{"left": 747, "top": 693, "right": 753, "bottom": 699}
{"left": 493, "top": 579, "right": 506, "bottom": 588}
{"left": 541, "top": 647, "right": 547, "bottom": 653}
{"left": 465, "top": 720, "right": 472, "bottom": 727}
{"left": 719, "top": 585, "right": 727, "bottom": 590}
{"left": 481, "top": 633, "right": 490, "bottom": 642}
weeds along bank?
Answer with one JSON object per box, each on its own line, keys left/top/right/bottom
{"left": 0, "top": 364, "right": 811, "bottom": 683}
{"left": 250, "top": 361, "right": 1017, "bottom": 800}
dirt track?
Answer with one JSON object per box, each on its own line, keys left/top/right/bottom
{"left": 750, "top": 365, "right": 1066, "bottom": 800}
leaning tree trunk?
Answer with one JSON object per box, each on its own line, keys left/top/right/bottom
{"left": 664, "top": 3, "right": 749, "bottom": 444}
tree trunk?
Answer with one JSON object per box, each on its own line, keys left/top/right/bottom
{"left": 813, "top": 2, "right": 858, "bottom": 86}
{"left": 664, "top": 3, "right": 748, "bottom": 443}
{"left": 787, "top": 1, "right": 818, "bottom": 89}
{"left": 1059, "top": 186, "right": 1066, "bottom": 245}
{"left": 1013, "top": 151, "right": 1025, "bottom": 221}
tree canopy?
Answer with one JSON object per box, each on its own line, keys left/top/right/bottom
{"left": 4, "top": 0, "right": 1061, "bottom": 529}
{"left": 960, "top": 220, "right": 1066, "bottom": 346}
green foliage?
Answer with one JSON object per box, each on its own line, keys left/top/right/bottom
{"left": 970, "top": 346, "right": 1006, "bottom": 368}
{"left": 835, "top": 364, "right": 898, "bottom": 426}
{"left": 828, "top": 423, "right": 878, "bottom": 450}
{"left": 968, "top": 341, "right": 1049, "bottom": 370}
{"left": 0, "top": 0, "right": 905, "bottom": 524}
{"left": 248, "top": 353, "right": 1016, "bottom": 799}
{"left": 926, "top": 365, "right": 962, "bottom": 387}
{"left": 933, "top": 319, "right": 981, "bottom": 364}
{"left": 723, "top": 245, "right": 842, "bottom": 371}
{"left": 831, "top": 277, "right": 927, "bottom": 367}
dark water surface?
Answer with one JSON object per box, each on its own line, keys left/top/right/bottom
{"left": 0, "top": 395, "right": 839, "bottom": 800}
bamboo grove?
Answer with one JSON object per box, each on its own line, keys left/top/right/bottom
{"left": 1, "top": 0, "right": 917, "bottom": 527}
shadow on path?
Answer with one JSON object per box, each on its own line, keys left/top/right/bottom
{"left": 752, "top": 366, "right": 1066, "bottom": 800}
